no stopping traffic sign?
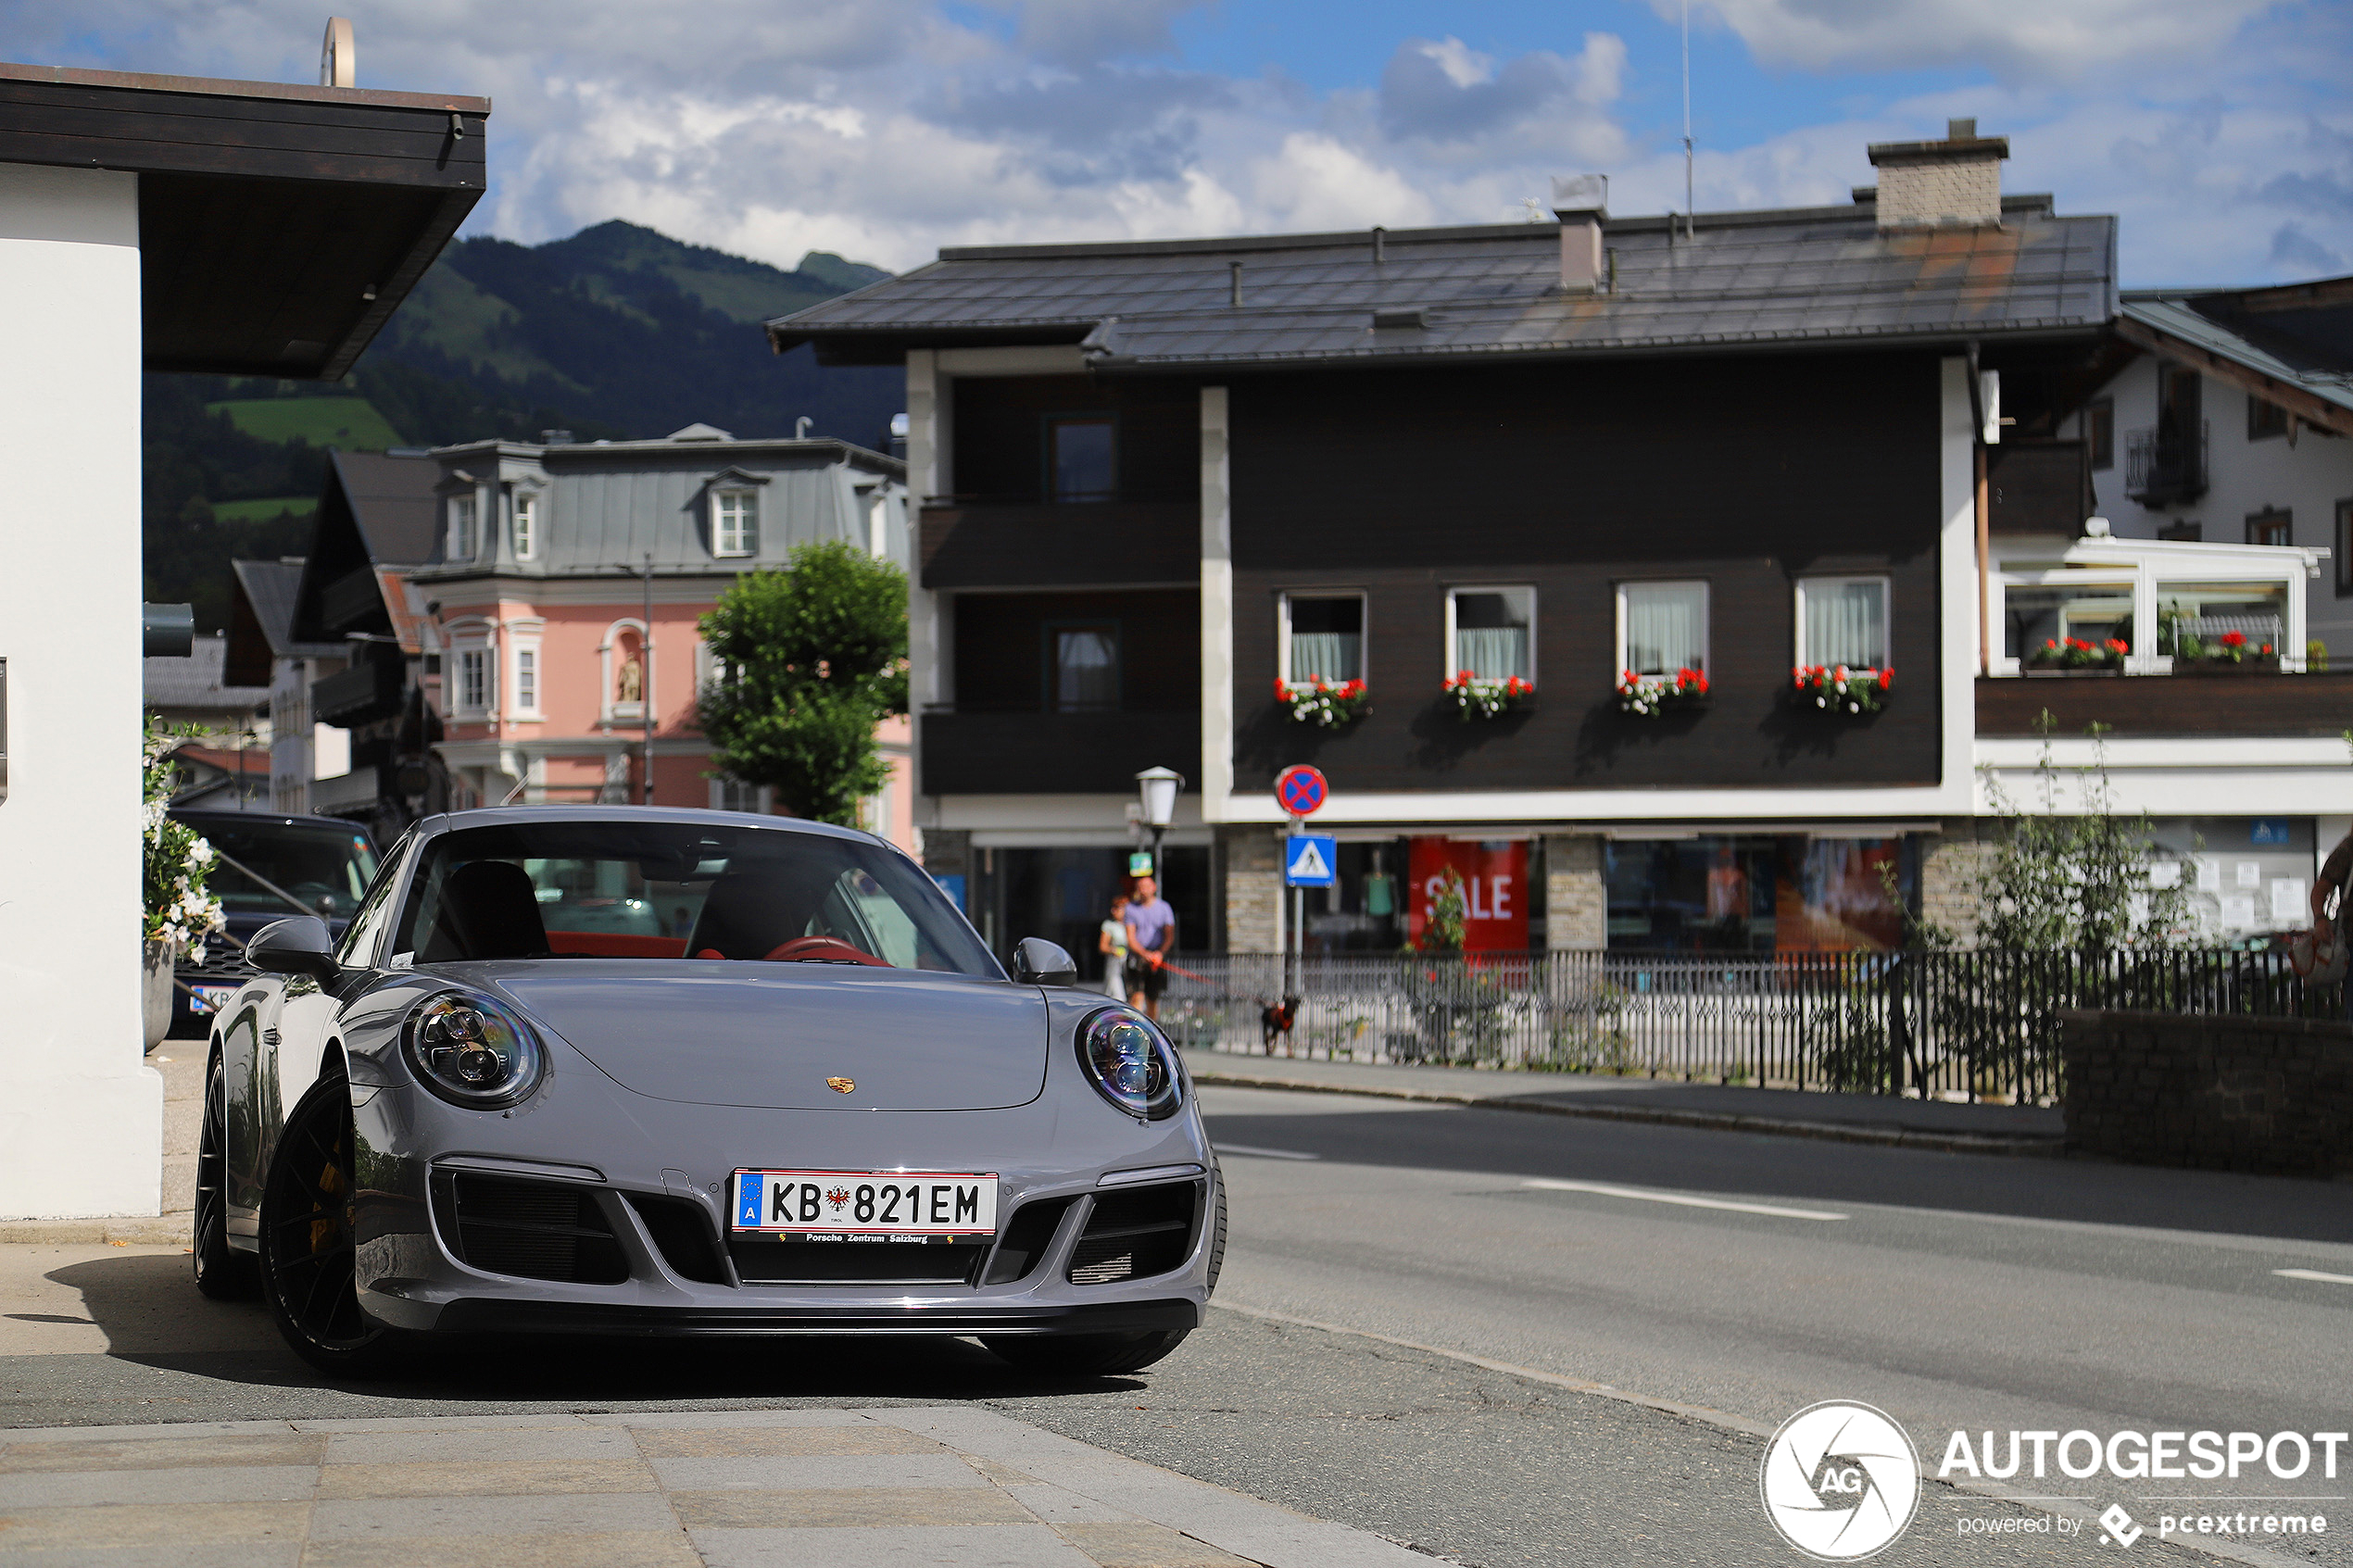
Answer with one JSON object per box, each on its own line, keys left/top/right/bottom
{"left": 1274, "top": 764, "right": 1327, "bottom": 817}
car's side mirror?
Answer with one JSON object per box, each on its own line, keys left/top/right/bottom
{"left": 1010, "top": 936, "right": 1079, "bottom": 987}
{"left": 248, "top": 916, "right": 339, "bottom": 980}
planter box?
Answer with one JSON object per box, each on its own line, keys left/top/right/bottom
{"left": 2171, "top": 659, "right": 2282, "bottom": 677}
{"left": 2023, "top": 667, "right": 2121, "bottom": 677}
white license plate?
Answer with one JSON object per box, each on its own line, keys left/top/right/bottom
{"left": 731, "top": 1169, "right": 999, "bottom": 1238}
{"left": 187, "top": 985, "right": 240, "bottom": 1015}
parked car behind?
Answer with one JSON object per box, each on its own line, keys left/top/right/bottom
{"left": 168, "top": 809, "right": 377, "bottom": 1037}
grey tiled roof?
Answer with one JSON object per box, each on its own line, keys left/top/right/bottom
{"left": 145, "top": 633, "right": 268, "bottom": 711}
{"left": 230, "top": 558, "right": 308, "bottom": 659}
{"left": 2120, "top": 282, "right": 2353, "bottom": 424}
{"left": 771, "top": 199, "right": 2116, "bottom": 369}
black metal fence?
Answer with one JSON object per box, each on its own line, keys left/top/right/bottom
{"left": 1155, "top": 948, "right": 2333, "bottom": 1105}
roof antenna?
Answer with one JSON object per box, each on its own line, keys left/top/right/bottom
{"left": 1681, "top": 0, "right": 1694, "bottom": 241}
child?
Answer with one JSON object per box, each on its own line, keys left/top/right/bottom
{"left": 1098, "top": 894, "right": 1130, "bottom": 997}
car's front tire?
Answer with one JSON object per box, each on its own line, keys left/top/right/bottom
{"left": 193, "top": 1053, "right": 258, "bottom": 1300}
{"left": 258, "top": 1074, "right": 409, "bottom": 1376}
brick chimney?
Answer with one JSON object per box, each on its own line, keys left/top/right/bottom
{"left": 1551, "top": 173, "right": 1607, "bottom": 292}
{"left": 1866, "top": 119, "right": 2007, "bottom": 230}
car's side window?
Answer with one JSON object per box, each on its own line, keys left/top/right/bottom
{"left": 335, "top": 833, "right": 411, "bottom": 969}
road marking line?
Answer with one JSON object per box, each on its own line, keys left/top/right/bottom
{"left": 1521, "top": 1178, "right": 1846, "bottom": 1222}
{"left": 1214, "top": 1143, "right": 1320, "bottom": 1161}
{"left": 2274, "top": 1268, "right": 2353, "bottom": 1286}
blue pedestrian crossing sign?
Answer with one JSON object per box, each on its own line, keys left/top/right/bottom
{"left": 1285, "top": 834, "right": 1338, "bottom": 887}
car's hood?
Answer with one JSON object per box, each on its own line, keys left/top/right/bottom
{"left": 488, "top": 962, "right": 1050, "bottom": 1111}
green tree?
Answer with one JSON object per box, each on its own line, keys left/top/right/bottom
{"left": 697, "top": 540, "right": 908, "bottom": 826}
{"left": 1969, "top": 713, "right": 2189, "bottom": 951}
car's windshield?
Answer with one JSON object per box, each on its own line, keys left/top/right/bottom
{"left": 390, "top": 820, "right": 998, "bottom": 976}
{"left": 182, "top": 818, "right": 380, "bottom": 921}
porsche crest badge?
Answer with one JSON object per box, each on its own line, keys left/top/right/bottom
{"left": 826, "top": 1076, "right": 856, "bottom": 1095}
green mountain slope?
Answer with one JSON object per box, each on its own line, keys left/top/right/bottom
{"left": 145, "top": 220, "right": 902, "bottom": 632}
{"left": 357, "top": 221, "right": 900, "bottom": 448}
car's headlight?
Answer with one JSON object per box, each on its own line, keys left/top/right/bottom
{"left": 403, "top": 991, "right": 544, "bottom": 1109}
{"left": 1076, "top": 1008, "right": 1182, "bottom": 1121}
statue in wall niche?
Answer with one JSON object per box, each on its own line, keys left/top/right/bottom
{"left": 617, "top": 656, "right": 644, "bottom": 704}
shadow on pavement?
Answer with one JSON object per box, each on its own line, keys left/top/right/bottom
{"left": 39, "top": 1253, "right": 1144, "bottom": 1411}
{"left": 1202, "top": 1098, "right": 2353, "bottom": 1246}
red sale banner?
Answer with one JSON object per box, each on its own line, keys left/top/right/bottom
{"left": 1406, "top": 837, "right": 1529, "bottom": 953}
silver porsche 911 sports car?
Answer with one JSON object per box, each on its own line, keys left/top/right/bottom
{"left": 195, "top": 806, "right": 1222, "bottom": 1377}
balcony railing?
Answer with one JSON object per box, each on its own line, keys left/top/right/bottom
{"left": 2124, "top": 420, "right": 2208, "bottom": 506}
{"left": 919, "top": 498, "right": 1197, "bottom": 588}
{"left": 1977, "top": 672, "right": 2352, "bottom": 737}
{"left": 921, "top": 707, "right": 1199, "bottom": 794}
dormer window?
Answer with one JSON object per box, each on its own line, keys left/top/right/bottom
{"left": 712, "top": 490, "right": 756, "bottom": 557}
{"left": 513, "top": 492, "right": 539, "bottom": 560}
{"left": 448, "top": 494, "right": 478, "bottom": 560}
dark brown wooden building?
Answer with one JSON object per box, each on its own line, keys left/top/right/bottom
{"left": 774, "top": 125, "right": 2329, "bottom": 961}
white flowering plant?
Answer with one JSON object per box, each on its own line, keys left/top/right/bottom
{"left": 144, "top": 722, "right": 225, "bottom": 961}
{"left": 1791, "top": 663, "right": 1889, "bottom": 715}
{"left": 1445, "top": 671, "right": 1534, "bottom": 721}
{"left": 1274, "top": 676, "right": 1369, "bottom": 728}
{"left": 1616, "top": 667, "right": 1707, "bottom": 717}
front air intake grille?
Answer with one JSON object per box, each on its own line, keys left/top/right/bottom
{"left": 729, "top": 1237, "right": 987, "bottom": 1286}
{"left": 434, "top": 1173, "right": 629, "bottom": 1285}
{"left": 1066, "top": 1183, "right": 1197, "bottom": 1286}
{"left": 624, "top": 1194, "right": 732, "bottom": 1286}
{"left": 983, "top": 1196, "right": 1078, "bottom": 1285}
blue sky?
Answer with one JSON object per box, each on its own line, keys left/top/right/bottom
{"left": 6, "top": 1, "right": 2347, "bottom": 285}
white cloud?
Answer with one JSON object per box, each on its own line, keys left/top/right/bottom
{"left": 1668, "top": 0, "right": 2289, "bottom": 79}
{"left": 1, "top": 0, "right": 2340, "bottom": 288}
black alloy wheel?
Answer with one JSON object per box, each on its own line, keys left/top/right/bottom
{"left": 258, "top": 1074, "right": 404, "bottom": 1375}
{"left": 192, "top": 1053, "right": 258, "bottom": 1299}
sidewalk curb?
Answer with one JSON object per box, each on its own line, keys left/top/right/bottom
{"left": 0, "top": 1215, "right": 187, "bottom": 1247}
{"left": 1187, "top": 1065, "right": 2067, "bottom": 1159}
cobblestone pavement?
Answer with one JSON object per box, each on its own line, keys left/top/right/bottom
{"left": 0, "top": 1405, "right": 1429, "bottom": 1568}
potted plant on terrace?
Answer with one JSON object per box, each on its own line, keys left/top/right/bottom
{"left": 2171, "top": 628, "right": 2280, "bottom": 675}
{"left": 1792, "top": 664, "right": 1888, "bottom": 714}
{"left": 1445, "top": 671, "right": 1534, "bottom": 721}
{"left": 1275, "top": 675, "right": 1370, "bottom": 727}
{"left": 2024, "top": 636, "right": 2126, "bottom": 674}
{"left": 1615, "top": 667, "right": 1707, "bottom": 717}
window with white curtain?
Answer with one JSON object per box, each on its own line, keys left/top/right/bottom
{"left": 512, "top": 493, "right": 539, "bottom": 559}
{"left": 1281, "top": 594, "right": 1365, "bottom": 684}
{"left": 712, "top": 491, "right": 756, "bottom": 557}
{"left": 1795, "top": 576, "right": 1890, "bottom": 669}
{"left": 512, "top": 647, "right": 538, "bottom": 714}
{"left": 1051, "top": 624, "right": 1120, "bottom": 711}
{"left": 1617, "top": 581, "right": 1708, "bottom": 678}
{"left": 448, "top": 495, "right": 477, "bottom": 560}
{"left": 1448, "top": 586, "right": 1534, "bottom": 682}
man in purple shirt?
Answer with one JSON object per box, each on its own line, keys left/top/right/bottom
{"left": 1122, "top": 875, "right": 1177, "bottom": 1021}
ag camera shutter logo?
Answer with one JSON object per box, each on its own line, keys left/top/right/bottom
{"left": 1760, "top": 1400, "right": 1922, "bottom": 1561}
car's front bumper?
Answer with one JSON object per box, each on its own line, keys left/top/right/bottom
{"left": 346, "top": 1073, "right": 1218, "bottom": 1339}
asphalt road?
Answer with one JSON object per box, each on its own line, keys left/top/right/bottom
{"left": 2, "top": 1083, "right": 2344, "bottom": 1567}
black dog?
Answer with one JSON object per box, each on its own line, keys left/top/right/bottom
{"left": 1259, "top": 995, "right": 1301, "bottom": 1051}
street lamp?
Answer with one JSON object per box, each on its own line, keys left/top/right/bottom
{"left": 1134, "top": 766, "right": 1184, "bottom": 878}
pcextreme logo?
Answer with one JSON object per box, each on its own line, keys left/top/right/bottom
{"left": 1761, "top": 1400, "right": 1923, "bottom": 1561}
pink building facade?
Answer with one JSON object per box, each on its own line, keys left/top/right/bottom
{"left": 413, "top": 427, "right": 913, "bottom": 850}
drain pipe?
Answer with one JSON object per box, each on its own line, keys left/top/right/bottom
{"left": 1968, "top": 342, "right": 1989, "bottom": 674}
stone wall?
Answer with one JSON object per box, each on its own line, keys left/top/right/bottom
{"left": 1543, "top": 834, "right": 1606, "bottom": 949}
{"left": 1919, "top": 826, "right": 1992, "bottom": 947}
{"left": 1220, "top": 824, "right": 1282, "bottom": 953}
{"left": 2057, "top": 1010, "right": 2353, "bottom": 1176}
